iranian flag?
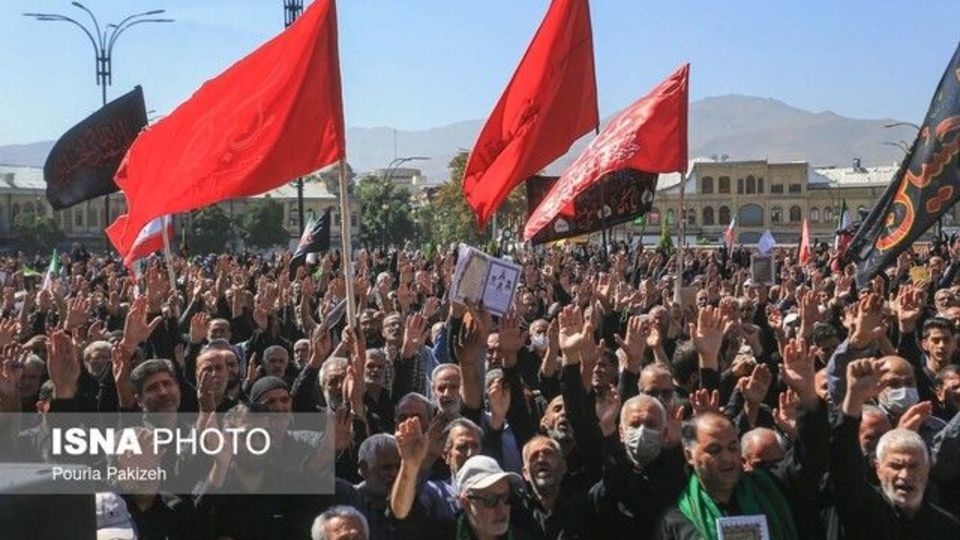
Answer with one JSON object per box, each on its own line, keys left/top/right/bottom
{"left": 42, "top": 249, "right": 59, "bottom": 290}
{"left": 723, "top": 216, "right": 736, "bottom": 251}
{"left": 834, "top": 199, "right": 852, "bottom": 252}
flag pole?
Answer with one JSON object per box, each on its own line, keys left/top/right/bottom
{"left": 160, "top": 216, "right": 179, "bottom": 318}
{"left": 674, "top": 169, "right": 687, "bottom": 304}
{"left": 337, "top": 159, "right": 357, "bottom": 326}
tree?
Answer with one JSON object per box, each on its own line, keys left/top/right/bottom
{"left": 13, "top": 213, "right": 64, "bottom": 253}
{"left": 241, "top": 197, "right": 290, "bottom": 250}
{"left": 354, "top": 175, "right": 416, "bottom": 248}
{"left": 187, "top": 205, "right": 233, "bottom": 254}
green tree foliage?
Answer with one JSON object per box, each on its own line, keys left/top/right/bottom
{"left": 13, "top": 213, "right": 64, "bottom": 253}
{"left": 241, "top": 197, "right": 290, "bottom": 250}
{"left": 187, "top": 205, "right": 234, "bottom": 254}
{"left": 354, "top": 175, "right": 416, "bottom": 248}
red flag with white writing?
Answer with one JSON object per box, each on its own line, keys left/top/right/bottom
{"left": 462, "top": 0, "right": 598, "bottom": 230}
{"left": 524, "top": 64, "right": 689, "bottom": 240}
{"left": 107, "top": 0, "right": 344, "bottom": 260}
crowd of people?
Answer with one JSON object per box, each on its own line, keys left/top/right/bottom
{"left": 1, "top": 237, "right": 960, "bottom": 539}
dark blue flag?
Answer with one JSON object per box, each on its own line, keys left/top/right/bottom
{"left": 846, "top": 44, "right": 960, "bottom": 286}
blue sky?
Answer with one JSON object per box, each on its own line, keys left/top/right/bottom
{"left": 1, "top": 0, "right": 958, "bottom": 146}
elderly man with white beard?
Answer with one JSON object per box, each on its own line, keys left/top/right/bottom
{"left": 832, "top": 358, "right": 960, "bottom": 537}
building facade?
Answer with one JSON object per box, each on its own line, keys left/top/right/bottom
{"left": 646, "top": 158, "right": 960, "bottom": 244}
{"left": 0, "top": 164, "right": 358, "bottom": 251}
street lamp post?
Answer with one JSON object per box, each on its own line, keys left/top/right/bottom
{"left": 283, "top": 1, "right": 307, "bottom": 234}
{"left": 25, "top": 3, "right": 173, "bottom": 245}
{"left": 382, "top": 156, "right": 430, "bottom": 184}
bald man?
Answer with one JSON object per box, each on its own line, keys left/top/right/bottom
{"left": 741, "top": 428, "right": 786, "bottom": 472}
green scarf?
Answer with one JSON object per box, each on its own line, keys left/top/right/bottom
{"left": 677, "top": 471, "right": 798, "bottom": 540}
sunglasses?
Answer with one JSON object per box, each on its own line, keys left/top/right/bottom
{"left": 467, "top": 492, "right": 511, "bottom": 508}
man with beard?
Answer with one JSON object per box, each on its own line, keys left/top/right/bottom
{"left": 831, "top": 358, "right": 960, "bottom": 537}
{"left": 935, "top": 365, "right": 960, "bottom": 421}
{"left": 382, "top": 312, "right": 435, "bottom": 398}
{"left": 362, "top": 349, "right": 394, "bottom": 434}
{"left": 332, "top": 433, "right": 406, "bottom": 540}
{"left": 261, "top": 344, "right": 293, "bottom": 383}
{"left": 431, "top": 364, "right": 462, "bottom": 418}
{"left": 589, "top": 395, "right": 686, "bottom": 539}
{"left": 193, "top": 341, "right": 241, "bottom": 412}
{"left": 912, "top": 318, "right": 958, "bottom": 404}
{"left": 293, "top": 339, "right": 311, "bottom": 371}
{"left": 513, "top": 435, "right": 594, "bottom": 539}
{"left": 359, "top": 309, "right": 385, "bottom": 349}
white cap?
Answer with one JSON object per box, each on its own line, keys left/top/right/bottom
{"left": 455, "top": 455, "right": 522, "bottom": 496}
{"left": 95, "top": 492, "right": 136, "bottom": 540}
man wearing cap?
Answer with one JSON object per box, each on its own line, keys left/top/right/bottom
{"left": 391, "top": 417, "right": 536, "bottom": 540}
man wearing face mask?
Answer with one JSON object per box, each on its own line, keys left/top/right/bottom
{"left": 877, "top": 356, "right": 946, "bottom": 447}
{"left": 935, "top": 365, "right": 960, "bottom": 421}
{"left": 589, "top": 395, "right": 686, "bottom": 540}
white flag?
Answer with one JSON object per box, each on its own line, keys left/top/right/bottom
{"left": 758, "top": 230, "right": 776, "bottom": 255}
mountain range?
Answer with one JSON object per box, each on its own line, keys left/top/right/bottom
{"left": 0, "top": 94, "right": 917, "bottom": 181}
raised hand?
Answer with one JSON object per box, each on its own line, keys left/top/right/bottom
{"left": 307, "top": 327, "right": 333, "bottom": 369}
{"left": 843, "top": 358, "right": 886, "bottom": 416}
{"left": 898, "top": 401, "right": 934, "bottom": 433}
{"left": 63, "top": 296, "right": 91, "bottom": 332}
{"left": 894, "top": 285, "right": 923, "bottom": 334}
{"left": 401, "top": 312, "right": 427, "bottom": 359}
{"left": 47, "top": 330, "right": 80, "bottom": 399}
{"left": 0, "top": 353, "right": 21, "bottom": 412}
{"left": 0, "top": 319, "right": 19, "bottom": 347}
{"left": 121, "top": 297, "right": 163, "bottom": 352}
{"left": 689, "top": 306, "right": 733, "bottom": 369}
{"left": 487, "top": 377, "right": 511, "bottom": 428}
{"left": 594, "top": 385, "right": 621, "bottom": 437}
{"left": 614, "top": 315, "right": 650, "bottom": 374}
{"left": 780, "top": 337, "right": 819, "bottom": 405}
{"left": 690, "top": 388, "right": 721, "bottom": 416}
{"left": 663, "top": 404, "right": 685, "bottom": 448}
{"left": 190, "top": 312, "right": 210, "bottom": 344}
{"left": 558, "top": 305, "right": 590, "bottom": 364}
{"left": 497, "top": 312, "right": 525, "bottom": 368}
{"left": 112, "top": 345, "right": 136, "bottom": 409}
{"left": 773, "top": 390, "right": 800, "bottom": 441}
{"left": 738, "top": 363, "right": 773, "bottom": 405}
{"left": 245, "top": 353, "right": 261, "bottom": 387}
{"left": 849, "top": 293, "right": 886, "bottom": 349}
{"left": 395, "top": 416, "right": 429, "bottom": 466}
{"left": 422, "top": 296, "right": 441, "bottom": 321}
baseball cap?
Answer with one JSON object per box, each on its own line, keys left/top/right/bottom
{"left": 95, "top": 492, "right": 136, "bottom": 540}
{"left": 456, "top": 455, "right": 522, "bottom": 495}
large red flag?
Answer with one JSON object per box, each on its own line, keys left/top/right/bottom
{"left": 462, "top": 0, "right": 598, "bottom": 229}
{"left": 524, "top": 64, "right": 689, "bottom": 240}
{"left": 107, "top": 0, "right": 344, "bottom": 258}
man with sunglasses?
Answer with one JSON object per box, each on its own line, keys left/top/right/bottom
{"left": 391, "top": 417, "right": 536, "bottom": 539}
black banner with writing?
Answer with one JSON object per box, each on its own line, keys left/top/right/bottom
{"left": 44, "top": 86, "right": 147, "bottom": 209}
{"left": 526, "top": 168, "right": 657, "bottom": 244}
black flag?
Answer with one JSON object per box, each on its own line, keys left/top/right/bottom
{"left": 846, "top": 44, "right": 960, "bottom": 286}
{"left": 43, "top": 86, "right": 147, "bottom": 210}
{"left": 290, "top": 207, "right": 331, "bottom": 275}
{"left": 525, "top": 169, "right": 657, "bottom": 244}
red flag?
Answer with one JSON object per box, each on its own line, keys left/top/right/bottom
{"left": 799, "top": 218, "right": 812, "bottom": 265}
{"left": 462, "top": 0, "right": 598, "bottom": 229}
{"left": 524, "top": 64, "right": 689, "bottom": 240}
{"left": 107, "top": 0, "right": 344, "bottom": 259}
{"left": 124, "top": 215, "right": 173, "bottom": 271}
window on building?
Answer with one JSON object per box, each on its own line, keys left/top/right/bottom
{"left": 288, "top": 202, "right": 299, "bottom": 228}
{"left": 74, "top": 208, "right": 84, "bottom": 227}
{"left": 738, "top": 204, "right": 764, "bottom": 227}
{"left": 719, "top": 206, "right": 731, "bottom": 225}
{"left": 746, "top": 175, "right": 756, "bottom": 194}
{"left": 703, "top": 206, "right": 715, "bottom": 226}
{"left": 686, "top": 209, "right": 696, "bottom": 226}
{"left": 810, "top": 207, "right": 820, "bottom": 222}
{"left": 757, "top": 178, "right": 764, "bottom": 193}
{"left": 771, "top": 207, "right": 783, "bottom": 224}
{"left": 666, "top": 209, "right": 675, "bottom": 225}
{"left": 701, "top": 177, "right": 714, "bottom": 194}
{"left": 87, "top": 207, "right": 98, "bottom": 228}
{"left": 719, "top": 176, "right": 731, "bottom": 194}
{"left": 789, "top": 206, "right": 802, "bottom": 223}
{"left": 824, "top": 207, "right": 833, "bottom": 223}
{"left": 649, "top": 208, "right": 661, "bottom": 225}
{"left": 737, "top": 178, "right": 744, "bottom": 194}
{"left": 771, "top": 184, "right": 784, "bottom": 194}
{"left": 789, "top": 183, "right": 802, "bottom": 193}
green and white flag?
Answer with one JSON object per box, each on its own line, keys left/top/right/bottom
{"left": 835, "top": 199, "right": 851, "bottom": 250}
{"left": 42, "top": 249, "right": 59, "bottom": 290}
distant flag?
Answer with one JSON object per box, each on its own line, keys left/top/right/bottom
{"left": 845, "top": 43, "right": 960, "bottom": 286}
{"left": 758, "top": 229, "right": 776, "bottom": 255}
{"left": 42, "top": 249, "right": 59, "bottom": 290}
{"left": 464, "top": 0, "right": 599, "bottom": 230}
{"left": 290, "top": 207, "right": 332, "bottom": 276}
{"left": 798, "top": 218, "right": 812, "bottom": 265}
{"left": 123, "top": 215, "right": 174, "bottom": 272}
{"left": 723, "top": 216, "right": 736, "bottom": 251}
{"left": 21, "top": 266, "right": 41, "bottom": 279}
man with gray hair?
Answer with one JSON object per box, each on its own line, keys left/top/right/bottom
{"left": 332, "top": 433, "right": 403, "bottom": 540}
{"left": 262, "top": 344, "right": 291, "bottom": 382}
{"left": 833, "top": 358, "right": 959, "bottom": 536}
{"left": 311, "top": 505, "right": 369, "bottom": 540}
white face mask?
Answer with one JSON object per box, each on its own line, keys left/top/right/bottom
{"left": 530, "top": 334, "right": 548, "bottom": 351}
{"left": 881, "top": 387, "right": 919, "bottom": 416}
{"left": 623, "top": 425, "right": 662, "bottom": 468}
